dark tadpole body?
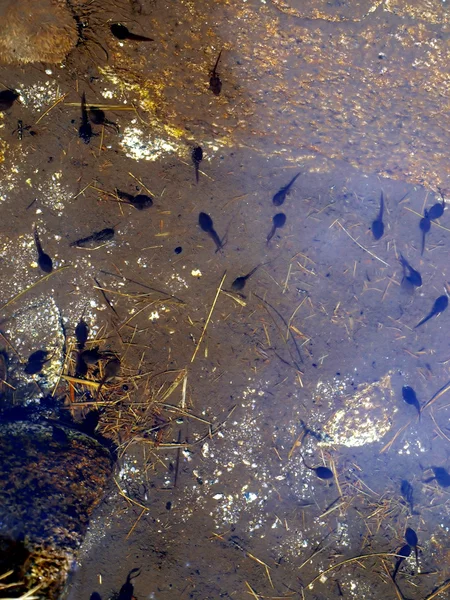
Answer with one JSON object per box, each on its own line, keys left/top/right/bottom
{"left": 209, "top": 50, "right": 222, "bottom": 95}
{"left": 399, "top": 253, "right": 422, "bottom": 288}
{"left": 71, "top": 228, "right": 115, "bottom": 247}
{"left": 110, "top": 23, "right": 153, "bottom": 41}
{"left": 75, "top": 353, "right": 88, "bottom": 377}
{"left": 199, "top": 212, "right": 223, "bottom": 251}
{"left": 231, "top": 267, "right": 259, "bottom": 292}
{"left": 272, "top": 172, "right": 301, "bottom": 207}
{"left": 79, "top": 92, "right": 92, "bottom": 144}
{"left": 371, "top": 192, "right": 385, "bottom": 240}
{"left": 33, "top": 225, "right": 53, "bottom": 273}
{"left": 118, "top": 568, "right": 141, "bottom": 600}
{"left": 301, "top": 454, "right": 333, "bottom": 480}
{"left": 424, "top": 466, "right": 450, "bottom": 488}
{"left": 89, "top": 107, "right": 119, "bottom": 132}
{"left": 428, "top": 191, "right": 445, "bottom": 219}
{"left": 80, "top": 347, "right": 104, "bottom": 365}
{"left": 414, "top": 294, "right": 448, "bottom": 328}
{"left": 419, "top": 209, "right": 431, "bottom": 255}
{"left": 116, "top": 189, "right": 153, "bottom": 210}
{"left": 24, "top": 349, "right": 50, "bottom": 375}
{"left": 392, "top": 544, "right": 411, "bottom": 581}
{"left": 400, "top": 480, "right": 418, "bottom": 515}
{"left": 131, "top": 194, "right": 153, "bottom": 210}
{"left": 75, "top": 319, "right": 89, "bottom": 350}
{"left": 192, "top": 146, "right": 203, "bottom": 183}
{"left": 402, "top": 386, "right": 421, "bottom": 418}
{"left": 405, "top": 527, "right": 419, "bottom": 569}
{"left": 267, "top": 212, "right": 287, "bottom": 244}
{"left": 0, "top": 89, "right": 19, "bottom": 111}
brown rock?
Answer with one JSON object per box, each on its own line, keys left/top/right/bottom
{"left": 0, "top": 0, "right": 77, "bottom": 64}
{"left": 0, "top": 421, "right": 113, "bottom": 598}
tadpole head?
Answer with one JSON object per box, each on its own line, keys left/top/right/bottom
{"left": 192, "top": 146, "right": 203, "bottom": 164}
{"left": 110, "top": 23, "right": 129, "bottom": 39}
{"left": 199, "top": 212, "right": 213, "bottom": 232}
{"left": 273, "top": 213, "right": 286, "bottom": 228}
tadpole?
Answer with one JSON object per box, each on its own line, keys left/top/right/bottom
{"left": 267, "top": 213, "right": 287, "bottom": 244}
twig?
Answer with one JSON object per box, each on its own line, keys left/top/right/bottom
{"left": 380, "top": 421, "right": 411, "bottom": 453}
{"left": 333, "top": 221, "right": 390, "bottom": 267}
{"left": 422, "top": 379, "right": 450, "bottom": 412}
{"left": 126, "top": 507, "right": 148, "bottom": 539}
{"left": 245, "top": 581, "right": 260, "bottom": 599}
{"left": 128, "top": 172, "right": 155, "bottom": 197}
{"left": 191, "top": 272, "right": 226, "bottom": 362}
{"left": 307, "top": 553, "right": 406, "bottom": 588}
{"left": 35, "top": 92, "right": 68, "bottom": 124}
{"left": 424, "top": 579, "right": 450, "bottom": 600}
{"left": 0, "top": 266, "right": 71, "bottom": 312}
{"left": 61, "top": 374, "right": 100, "bottom": 388}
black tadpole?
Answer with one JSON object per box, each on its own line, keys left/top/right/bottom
{"left": 192, "top": 146, "right": 203, "bottom": 183}
{"left": 110, "top": 23, "right": 153, "bottom": 41}
{"left": 118, "top": 567, "right": 141, "bottom": 600}
{"left": 89, "top": 107, "right": 119, "bottom": 132}
{"left": 209, "top": 50, "right": 223, "bottom": 95}
{"left": 24, "top": 350, "right": 50, "bottom": 375}
{"left": 414, "top": 294, "right": 448, "bottom": 328}
{"left": 399, "top": 253, "right": 422, "bottom": 289}
{"left": 301, "top": 454, "right": 333, "bottom": 480}
{"left": 116, "top": 189, "right": 153, "bottom": 210}
{"left": 405, "top": 527, "right": 419, "bottom": 569}
{"left": 75, "top": 319, "right": 89, "bottom": 350}
{"left": 33, "top": 225, "right": 53, "bottom": 273}
{"left": 419, "top": 209, "right": 431, "bottom": 255}
{"left": 371, "top": 191, "right": 385, "bottom": 240}
{"left": 198, "top": 211, "right": 222, "bottom": 251}
{"left": 401, "top": 386, "right": 421, "bottom": 418}
{"left": 267, "top": 213, "right": 287, "bottom": 244}
{"left": 0, "top": 89, "right": 19, "bottom": 111}
{"left": 400, "top": 480, "right": 418, "bottom": 515}
{"left": 428, "top": 189, "right": 445, "bottom": 220}
{"left": 231, "top": 267, "right": 259, "bottom": 292}
{"left": 96, "top": 357, "right": 121, "bottom": 399}
{"left": 424, "top": 466, "right": 450, "bottom": 488}
{"left": 71, "top": 228, "right": 115, "bottom": 247}
{"left": 392, "top": 544, "right": 411, "bottom": 581}
{"left": 272, "top": 172, "right": 301, "bottom": 207}
{"left": 79, "top": 92, "right": 92, "bottom": 144}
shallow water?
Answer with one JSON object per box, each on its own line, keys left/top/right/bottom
{"left": 2, "top": 0, "right": 450, "bottom": 599}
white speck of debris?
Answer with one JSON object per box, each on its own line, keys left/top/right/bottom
{"left": 191, "top": 269, "right": 202, "bottom": 277}
{"left": 121, "top": 127, "right": 178, "bottom": 161}
{"left": 202, "top": 443, "right": 210, "bottom": 458}
{"left": 45, "top": 69, "right": 52, "bottom": 75}
{"left": 149, "top": 311, "right": 159, "bottom": 321}
{"left": 213, "top": 494, "right": 223, "bottom": 500}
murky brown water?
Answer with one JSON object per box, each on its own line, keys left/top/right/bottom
{"left": 2, "top": 1, "right": 450, "bottom": 599}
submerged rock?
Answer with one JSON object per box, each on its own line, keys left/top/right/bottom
{"left": 0, "top": 0, "right": 77, "bottom": 64}
{"left": 0, "top": 420, "right": 113, "bottom": 598}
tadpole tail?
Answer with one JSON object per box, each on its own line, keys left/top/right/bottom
{"left": 212, "top": 49, "right": 223, "bottom": 75}
{"left": 127, "top": 33, "right": 154, "bottom": 41}
{"left": 33, "top": 226, "right": 43, "bottom": 254}
{"left": 266, "top": 226, "right": 276, "bottom": 244}
{"left": 195, "top": 163, "right": 199, "bottom": 183}
{"left": 210, "top": 229, "right": 223, "bottom": 252}
{"left": 414, "top": 312, "right": 433, "bottom": 328}
{"left": 392, "top": 558, "right": 403, "bottom": 582}
{"left": 421, "top": 230, "right": 426, "bottom": 255}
